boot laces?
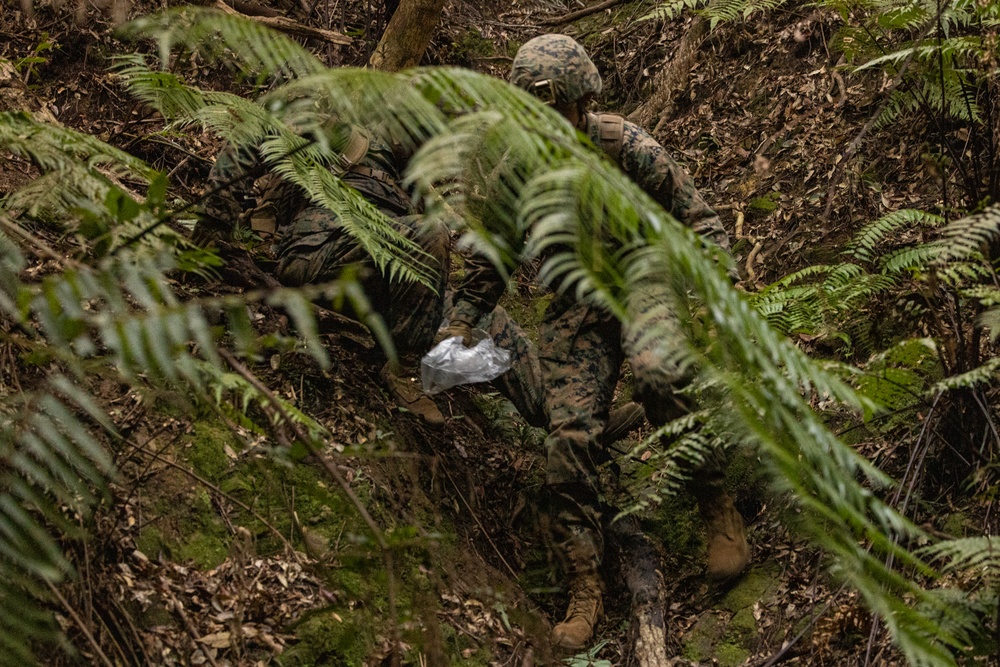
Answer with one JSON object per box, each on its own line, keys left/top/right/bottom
{"left": 565, "top": 584, "right": 600, "bottom": 619}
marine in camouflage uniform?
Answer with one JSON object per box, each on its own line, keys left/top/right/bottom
{"left": 440, "top": 34, "right": 750, "bottom": 649}
{"left": 198, "top": 127, "right": 450, "bottom": 424}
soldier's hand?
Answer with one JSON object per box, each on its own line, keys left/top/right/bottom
{"left": 434, "top": 318, "right": 475, "bottom": 347}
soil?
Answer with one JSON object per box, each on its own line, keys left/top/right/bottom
{"left": 0, "top": 0, "right": 979, "bottom": 665}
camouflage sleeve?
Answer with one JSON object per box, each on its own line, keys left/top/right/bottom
{"left": 195, "top": 143, "right": 261, "bottom": 245}
{"left": 618, "top": 120, "right": 731, "bottom": 252}
{"left": 452, "top": 249, "right": 508, "bottom": 325}
{"left": 197, "top": 142, "right": 306, "bottom": 245}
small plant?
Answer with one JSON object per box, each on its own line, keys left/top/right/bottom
{"left": 564, "top": 640, "right": 613, "bottom": 667}
{"left": 13, "top": 32, "right": 56, "bottom": 87}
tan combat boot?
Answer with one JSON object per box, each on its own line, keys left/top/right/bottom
{"left": 551, "top": 572, "right": 604, "bottom": 650}
{"left": 600, "top": 402, "right": 645, "bottom": 446}
{"left": 698, "top": 490, "right": 750, "bottom": 581}
{"left": 379, "top": 362, "right": 445, "bottom": 425}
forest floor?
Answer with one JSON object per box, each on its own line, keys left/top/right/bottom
{"left": 0, "top": 0, "right": 974, "bottom": 665}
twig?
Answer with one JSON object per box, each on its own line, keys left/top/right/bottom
{"left": 822, "top": 20, "right": 935, "bottom": 222}
{"left": 0, "top": 214, "right": 84, "bottom": 269}
{"left": 439, "top": 462, "right": 518, "bottom": 579}
{"left": 175, "top": 601, "right": 221, "bottom": 667}
{"left": 754, "top": 593, "right": 842, "bottom": 667}
{"left": 745, "top": 240, "right": 763, "bottom": 285}
{"left": 540, "top": 0, "right": 628, "bottom": 25}
{"left": 218, "top": 349, "right": 401, "bottom": 660}
{"left": 221, "top": 0, "right": 282, "bottom": 17}
{"left": 214, "top": 0, "right": 352, "bottom": 45}
{"left": 132, "top": 441, "right": 305, "bottom": 565}
{"left": 46, "top": 580, "right": 116, "bottom": 667}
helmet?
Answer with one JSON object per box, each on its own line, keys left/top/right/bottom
{"left": 511, "top": 34, "right": 602, "bottom": 106}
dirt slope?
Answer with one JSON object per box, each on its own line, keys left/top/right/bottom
{"left": 0, "top": 1, "right": 952, "bottom": 665}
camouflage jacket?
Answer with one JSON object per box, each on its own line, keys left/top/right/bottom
{"left": 451, "top": 112, "right": 730, "bottom": 325}
{"left": 195, "top": 129, "right": 413, "bottom": 246}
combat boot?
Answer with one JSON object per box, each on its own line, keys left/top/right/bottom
{"left": 698, "top": 490, "right": 750, "bottom": 581}
{"left": 379, "top": 362, "right": 445, "bottom": 425}
{"left": 552, "top": 572, "right": 604, "bottom": 650}
{"left": 600, "top": 402, "right": 645, "bottom": 446}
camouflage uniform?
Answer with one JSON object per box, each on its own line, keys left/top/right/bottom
{"left": 452, "top": 96, "right": 732, "bottom": 579}
{"left": 200, "top": 133, "right": 449, "bottom": 369}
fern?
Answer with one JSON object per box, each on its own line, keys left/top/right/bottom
{"left": 640, "top": 0, "right": 707, "bottom": 22}
{"left": 120, "top": 7, "right": 325, "bottom": 81}
{"left": 113, "top": 58, "right": 440, "bottom": 287}
{"left": 122, "top": 11, "right": 975, "bottom": 661}
{"left": 0, "top": 7, "right": 988, "bottom": 664}
{"left": 845, "top": 209, "right": 944, "bottom": 264}
{"left": 640, "top": 0, "right": 789, "bottom": 28}
{"left": 921, "top": 536, "right": 1000, "bottom": 582}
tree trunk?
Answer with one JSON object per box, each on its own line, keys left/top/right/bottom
{"left": 629, "top": 16, "right": 708, "bottom": 134}
{"left": 367, "top": 0, "right": 447, "bottom": 72}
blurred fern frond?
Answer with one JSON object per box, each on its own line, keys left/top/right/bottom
{"left": 0, "top": 6, "right": 988, "bottom": 664}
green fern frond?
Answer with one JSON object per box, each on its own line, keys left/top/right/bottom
{"left": 0, "top": 374, "right": 118, "bottom": 660}
{"left": 928, "top": 356, "right": 1000, "bottom": 393}
{"left": 196, "top": 361, "right": 330, "bottom": 440}
{"left": 702, "top": 0, "right": 789, "bottom": 28}
{"left": 934, "top": 205, "right": 1000, "bottom": 262}
{"left": 639, "top": 0, "right": 708, "bottom": 22}
{"left": 116, "top": 58, "right": 440, "bottom": 287}
{"left": 846, "top": 209, "right": 944, "bottom": 264}
{"left": 920, "top": 537, "right": 1000, "bottom": 584}
{"left": 979, "top": 307, "right": 1000, "bottom": 340}
{"left": 121, "top": 7, "right": 325, "bottom": 81}
{"left": 879, "top": 244, "right": 941, "bottom": 274}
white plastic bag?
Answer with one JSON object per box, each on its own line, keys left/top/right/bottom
{"left": 420, "top": 330, "right": 512, "bottom": 395}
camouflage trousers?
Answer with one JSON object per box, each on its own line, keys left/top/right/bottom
{"left": 483, "top": 285, "right": 725, "bottom": 578}
{"left": 274, "top": 206, "right": 450, "bottom": 369}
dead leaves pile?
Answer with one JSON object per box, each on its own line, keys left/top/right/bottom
{"left": 112, "top": 546, "right": 330, "bottom": 666}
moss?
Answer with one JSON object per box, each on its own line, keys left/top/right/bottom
{"left": 280, "top": 610, "right": 376, "bottom": 666}
{"left": 175, "top": 530, "right": 228, "bottom": 569}
{"left": 720, "top": 562, "right": 781, "bottom": 613}
{"left": 941, "top": 511, "right": 971, "bottom": 538}
{"left": 135, "top": 525, "right": 165, "bottom": 559}
{"left": 498, "top": 290, "right": 552, "bottom": 345}
{"left": 683, "top": 612, "right": 723, "bottom": 663}
{"left": 183, "top": 418, "right": 236, "bottom": 481}
{"left": 716, "top": 642, "right": 751, "bottom": 667}
{"left": 453, "top": 28, "right": 495, "bottom": 61}
{"left": 724, "top": 607, "right": 758, "bottom": 647}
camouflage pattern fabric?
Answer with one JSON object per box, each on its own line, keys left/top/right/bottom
{"left": 195, "top": 143, "right": 263, "bottom": 246}
{"left": 584, "top": 113, "right": 730, "bottom": 252}
{"left": 276, "top": 206, "right": 449, "bottom": 368}
{"left": 510, "top": 34, "right": 602, "bottom": 106}
{"left": 199, "top": 130, "right": 445, "bottom": 369}
{"left": 196, "top": 132, "right": 411, "bottom": 246}
{"left": 451, "top": 105, "right": 733, "bottom": 577}
{"left": 480, "top": 306, "right": 547, "bottom": 429}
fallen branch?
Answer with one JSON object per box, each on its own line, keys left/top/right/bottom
{"left": 609, "top": 516, "right": 670, "bottom": 667}
{"left": 214, "top": 0, "right": 352, "bottom": 45}
{"left": 540, "top": 0, "right": 629, "bottom": 26}
{"left": 221, "top": 0, "right": 281, "bottom": 17}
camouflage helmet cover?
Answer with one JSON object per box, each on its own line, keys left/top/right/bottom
{"left": 511, "top": 34, "right": 602, "bottom": 106}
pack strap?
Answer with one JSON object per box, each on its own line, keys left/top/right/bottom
{"left": 347, "top": 164, "right": 394, "bottom": 184}
{"left": 594, "top": 113, "right": 625, "bottom": 162}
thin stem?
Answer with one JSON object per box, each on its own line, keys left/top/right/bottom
{"left": 46, "top": 580, "right": 116, "bottom": 667}
{"left": 218, "top": 349, "right": 401, "bottom": 660}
